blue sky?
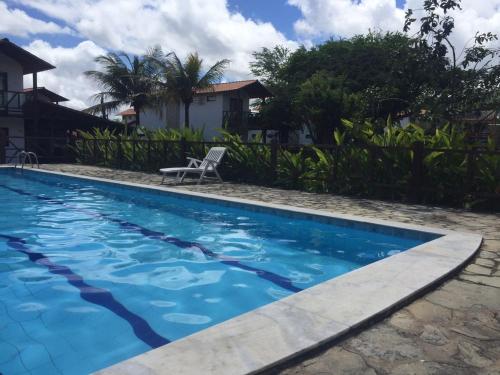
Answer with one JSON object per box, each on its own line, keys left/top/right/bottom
{"left": 6, "top": 0, "right": 409, "bottom": 48}
{"left": 1, "top": 0, "right": 498, "bottom": 109}
{"left": 229, "top": 0, "right": 407, "bottom": 39}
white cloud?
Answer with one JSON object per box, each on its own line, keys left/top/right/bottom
{"left": 9, "top": 0, "right": 298, "bottom": 109}
{"left": 289, "top": 0, "right": 500, "bottom": 57}
{"left": 16, "top": 0, "right": 297, "bottom": 79}
{"left": 0, "top": 1, "right": 73, "bottom": 37}
{"left": 23, "top": 40, "right": 106, "bottom": 109}
{"left": 288, "top": 0, "right": 405, "bottom": 39}
{"left": 405, "top": 0, "right": 500, "bottom": 64}
{"left": 7, "top": 0, "right": 500, "bottom": 111}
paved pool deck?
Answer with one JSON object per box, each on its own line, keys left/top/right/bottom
{"left": 37, "top": 164, "right": 500, "bottom": 374}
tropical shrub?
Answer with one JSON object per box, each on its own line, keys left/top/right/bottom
{"left": 73, "top": 122, "right": 500, "bottom": 209}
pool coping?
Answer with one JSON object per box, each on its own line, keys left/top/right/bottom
{"left": 1, "top": 166, "right": 483, "bottom": 375}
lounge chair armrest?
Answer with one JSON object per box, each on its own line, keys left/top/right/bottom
{"left": 186, "top": 157, "right": 202, "bottom": 167}
{"left": 202, "top": 159, "right": 218, "bottom": 170}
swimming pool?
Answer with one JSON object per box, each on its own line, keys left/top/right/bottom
{"left": 0, "top": 168, "right": 475, "bottom": 375}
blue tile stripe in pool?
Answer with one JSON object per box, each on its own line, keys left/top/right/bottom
{"left": 0, "top": 183, "right": 302, "bottom": 293}
{"left": 109, "top": 218, "right": 303, "bottom": 293}
{"left": 0, "top": 234, "right": 170, "bottom": 348}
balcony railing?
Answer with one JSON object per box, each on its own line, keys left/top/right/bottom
{"left": 222, "top": 110, "right": 249, "bottom": 131}
{"left": 0, "top": 90, "right": 30, "bottom": 115}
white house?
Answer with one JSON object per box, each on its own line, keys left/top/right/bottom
{"left": 119, "top": 80, "right": 272, "bottom": 140}
{"left": 0, "top": 38, "right": 118, "bottom": 163}
{"left": 0, "top": 37, "right": 54, "bottom": 162}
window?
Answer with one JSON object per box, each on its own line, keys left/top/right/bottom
{"left": 0, "top": 73, "right": 6, "bottom": 106}
{"left": 0, "top": 72, "right": 7, "bottom": 91}
{"left": 206, "top": 95, "right": 216, "bottom": 102}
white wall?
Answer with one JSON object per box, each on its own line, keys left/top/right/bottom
{"left": 297, "top": 126, "right": 313, "bottom": 145}
{"left": 140, "top": 106, "right": 167, "bottom": 130}
{"left": 139, "top": 100, "right": 181, "bottom": 130}
{"left": 179, "top": 93, "right": 224, "bottom": 140}
{"left": 138, "top": 91, "right": 251, "bottom": 140}
{"left": 0, "top": 117, "right": 25, "bottom": 162}
{"left": 0, "top": 52, "right": 24, "bottom": 91}
{"left": 0, "top": 54, "right": 25, "bottom": 162}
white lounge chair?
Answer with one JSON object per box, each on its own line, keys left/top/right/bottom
{"left": 160, "top": 147, "right": 226, "bottom": 185}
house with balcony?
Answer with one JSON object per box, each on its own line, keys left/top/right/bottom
{"left": 0, "top": 38, "right": 118, "bottom": 163}
{"left": 118, "top": 80, "right": 272, "bottom": 140}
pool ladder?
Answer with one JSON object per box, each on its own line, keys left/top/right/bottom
{"left": 15, "top": 151, "right": 40, "bottom": 170}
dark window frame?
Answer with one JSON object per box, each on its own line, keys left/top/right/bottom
{"left": 0, "top": 72, "right": 7, "bottom": 107}
{"left": 0, "top": 72, "right": 7, "bottom": 91}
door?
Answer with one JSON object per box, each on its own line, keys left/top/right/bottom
{"left": 0, "top": 127, "right": 8, "bottom": 164}
{"left": 229, "top": 97, "right": 243, "bottom": 113}
{"left": 0, "top": 72, "right": 7, "bottom": 107}
{"left": 228, "top": 98, "right": 244, "bottom": 130}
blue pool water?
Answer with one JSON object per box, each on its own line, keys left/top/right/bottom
{"left": 0, "top": 169, "right": 437, "bottom": 374}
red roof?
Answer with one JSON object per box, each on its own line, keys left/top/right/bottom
{"left": 196, "top": 80, "right": 272, "bottom": 98}
{"left": 118, "top": 80, "right": 272, "bottom": 116}
{"left": 196, "top": 80, "right": 255, "bottom": 94}
{"left": 118, "top": 108, "right": 136, "bottom": 116}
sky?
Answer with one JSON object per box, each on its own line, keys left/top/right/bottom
{"left": 0, "top": 0, "right": 499, "bottom": 110}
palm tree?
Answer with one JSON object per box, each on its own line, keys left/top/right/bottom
{"left": 151, "top": 51, "right": 229, "bottom": 128}
{"left": 84, "top": 50, "right": 160, "bottom": 126}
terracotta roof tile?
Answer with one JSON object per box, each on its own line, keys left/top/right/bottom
{"left": 118, "top": 108, "right": 136, "bottom": 116}
{"left": 195, "top": 80, "right": 258, "bottom": 94}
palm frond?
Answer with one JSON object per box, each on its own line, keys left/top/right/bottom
{"left": 198, "top": 59, "right": 230, "bottom": 88}
{"left": 84, "top": 99, "right": 123, "bottom": 115}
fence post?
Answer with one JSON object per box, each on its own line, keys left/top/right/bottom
{"left": 179, "top": 137, "right": 187, "bottom": 164}
{"left": 163, "top": 140, "right": 168, "bottom": 164}
{"left": 270, "top": 138, "right": 278, "bottom": 181}
{"left": 49, "top": 137, "right": 54, "bottom": 162}
{"left": 147, "top": 139, "right": 152, "bottom": 170}
{"left": 92, "top": 138, "right": 97, "bottom": 165}
{"left": 117, "top": 135, "right": 123, "bottom": 169}
{"left": 104, "top": 140, "right": 109, "bottom": 166}
{"left": 410, "top": 141, "right": 424, "bottom": 203}
{"left": 367, "top": 145, "right": 375, "bottom": 193}
{"left": 465, "top": 147, "right": 476, "bottom": 198}
{"left": 132, "top": 139, "right": 136, "bottom": 168}
{"left": 332, "top": 146, "right": 339, "bottom": 191}
{"left": 82, "top": 138, "right": 87, "bottom": 163}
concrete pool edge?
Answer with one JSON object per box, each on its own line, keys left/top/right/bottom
{"left": 1, "top": 166, "right": 483, "bottom": 375}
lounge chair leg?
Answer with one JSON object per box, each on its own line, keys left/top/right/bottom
{"left": 180, "top": 171, "right": 188, "bottom": 183}
{"left": 161, "top": 174, "right": 166, "bottom": 184}
{"left": 214, "top": 168, "right": 223, "bottom": 183}
{"left": 198, "top": 170, "right": 207, "bottom": 185}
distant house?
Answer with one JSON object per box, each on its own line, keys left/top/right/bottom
{"left": 118, "top": 79, "right": 272, "bottom": 140}
{"left": 0, "top": 38, "right": 118, "bottom": 163}
{"left": 118, "top": 108, "right": 137, "bottom": 127}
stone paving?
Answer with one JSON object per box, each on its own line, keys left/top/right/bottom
{"left": 38, "top": 164, "right": 500, "bottom": 375}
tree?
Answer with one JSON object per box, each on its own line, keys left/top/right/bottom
{"left": 84, "top": 51, "right": 160, "bottom": 126}
{"left": 249, "top": 46, "right": 297, "bottom": 141}
{"left": 150, "top": 51, "right": 229, "bottom": 128}
{"left": 283, "top": 32, "right": 445, "bottom": 121}
{"left": 250, "top": 46, "right": 290, "bottom": 87}
{"left": 404, "top": 0, "right": 500, "bottom": 121}
{"left": 295, "top": 71, "right": 357, "bottom": 144}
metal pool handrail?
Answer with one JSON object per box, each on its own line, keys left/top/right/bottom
{"left": 15, "top": 151, "right": 40, "bottom": 170}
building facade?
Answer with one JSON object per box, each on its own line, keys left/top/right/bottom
{"left": 119, "top": 80, "right": 272, "bottom": 140}
{"left": 0, "top": 38, "right": 118, "bottom": 163}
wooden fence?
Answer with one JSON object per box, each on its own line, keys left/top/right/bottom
{"left": 5, "top": 136, "right": 500, "bottom": 208}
